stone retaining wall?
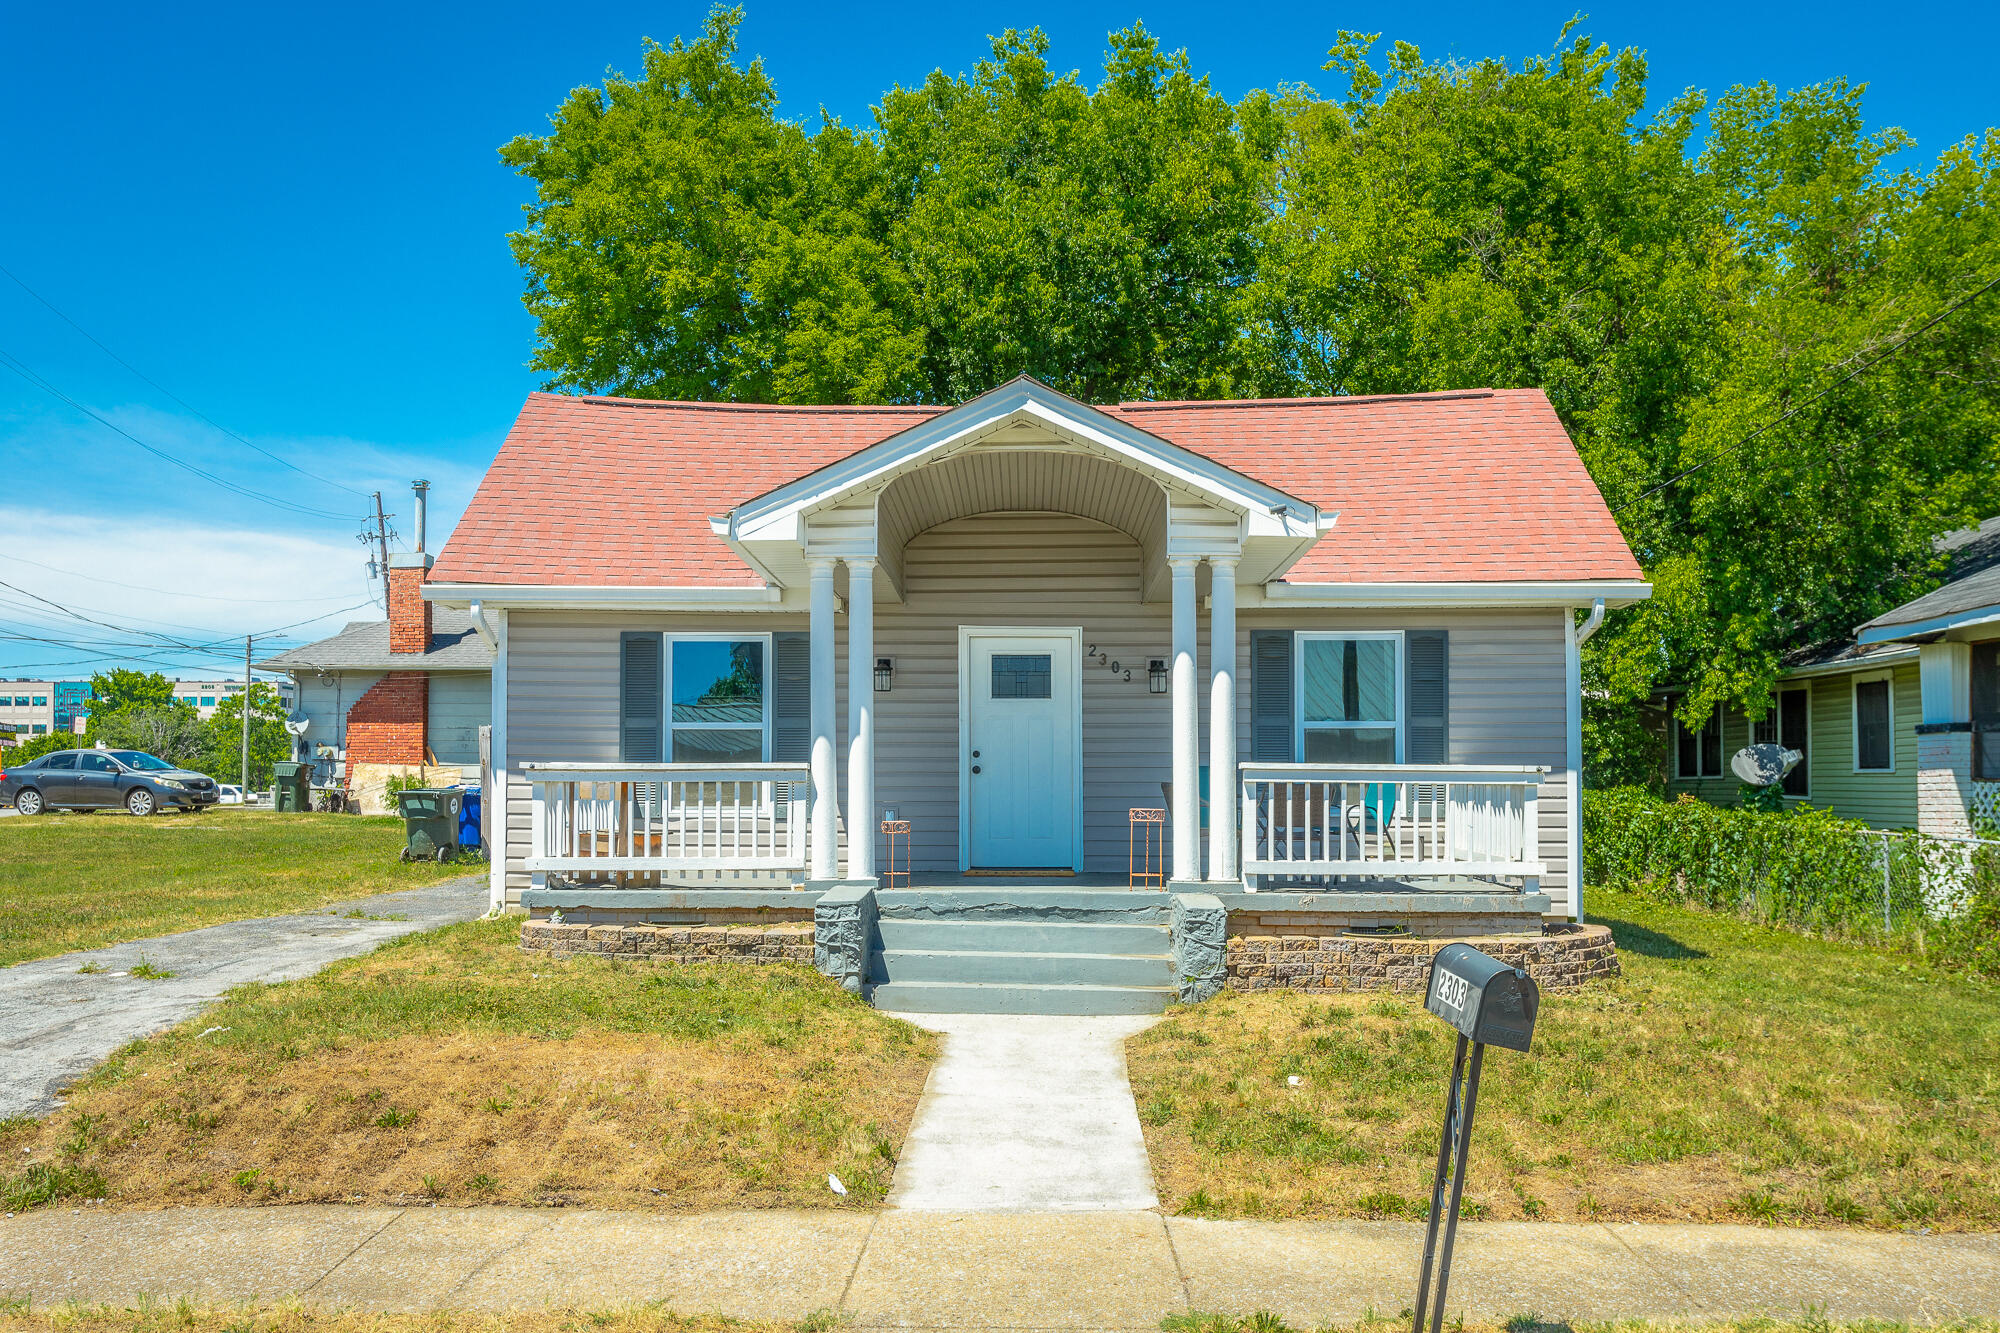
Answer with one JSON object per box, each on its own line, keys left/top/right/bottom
{"left": 1226, "top": 923, "right": 1618, "bottom": 993}
{"left": 520, "top": 919, "right": 814, "bottom": 965}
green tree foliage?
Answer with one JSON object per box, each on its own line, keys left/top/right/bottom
{"left": 199, "top": 683, "right": 293, "bottom": 789}
{"left": 87, "top": 669, "right": 180, "bottom": 715}
{"left": 506, "top": 12, "right": 2000, "bottom": 784}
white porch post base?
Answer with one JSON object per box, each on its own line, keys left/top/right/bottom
{"left": 1169, "top": 556, "right": 1201, "bottom": 883}
{"left": 1207, "top": 556, "right": 1238, "bottom": 883}
{"left": 845, "top": 557, "right": 877, "bottom": 880}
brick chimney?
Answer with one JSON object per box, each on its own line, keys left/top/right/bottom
{"left": 387, "top": 552, "right": 434, "bottom": 654}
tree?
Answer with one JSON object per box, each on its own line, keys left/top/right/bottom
{"left": 201, "top": 683, "right": 293, "bottom": 788}
{"left": 88, "top": 669, "right": 180, "bottom": 715}
{"left": 88, "top": 707, "right": 205, "bottom": 769}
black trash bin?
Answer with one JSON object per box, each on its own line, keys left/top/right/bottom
{"left": 395, "top": 788, "right": 462, "bottom": 862}
{"left": 272, "top": 761, "right": 310, "bottom": 813}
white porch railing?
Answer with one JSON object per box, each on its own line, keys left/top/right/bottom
{"left": 524, "top": 762, "right": 811, "bottom": 877}
{"left": 1239, "top": 763, "right": 1548, "bottom": 886}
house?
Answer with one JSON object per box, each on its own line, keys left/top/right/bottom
{"left": 257, "top": 551, "right": 493, "bottom": 812}
{"left": 424, "top": 377, "right": 1646, "bottom": 1011}
{"left": 1666, "top": 516, "right": 2000, "bottom": 836}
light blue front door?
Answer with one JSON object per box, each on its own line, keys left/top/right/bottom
{"left": 965, "top": 632, "right": 1077, "bottom": 869}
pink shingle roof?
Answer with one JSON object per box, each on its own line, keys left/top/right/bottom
{"left": 430, "top": 387, "right": 1640, "bottom": 587}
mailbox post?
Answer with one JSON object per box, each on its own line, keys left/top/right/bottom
{"left": 1411, "top": 944, "right": 1539, "bottom": 1333}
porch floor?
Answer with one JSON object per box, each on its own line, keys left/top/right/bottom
{"left": 899, "top": 871, "right": 1532, "bottom": 896}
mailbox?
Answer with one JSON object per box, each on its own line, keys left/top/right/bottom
{"left": 1410, "top": 943, "right": 1542, "bottom": 1333}
{"left": 1424, "top": 943, "right": 1539, "bottom": 1053}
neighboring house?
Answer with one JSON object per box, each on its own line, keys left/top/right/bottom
{"left": 0, "top": 681, "right": 58, "bottom": 743}
{"left": 1667, "top": 516, "right": 2000, "bottom": 835}
{"left": 257, "top": 553, "right": 494, "bottom": 808}
{"left": 166, "top": 678, "right": 296, "bottom": 721}
{"left": 423, "top": 375, "right": 1650, "bottom": 994}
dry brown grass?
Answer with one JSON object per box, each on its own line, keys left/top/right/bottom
{"left": 1130, "top": 888, "right": 2000, "bottom": 1230}
{"left": 0, "top": 918, "right": 937, "bottom": 1211}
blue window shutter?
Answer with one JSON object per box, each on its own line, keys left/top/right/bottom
{"left": 772, "top": 632, "right": 810, "bottom": 762}
{"left": 620, "top": 632, "right": 663, "bottom": 762}
{"left": 1249, "top": 630, "right": 1295, "bottom": 761}
{"left": 1405, "top": 630, "right": 1449, "bottom": 764}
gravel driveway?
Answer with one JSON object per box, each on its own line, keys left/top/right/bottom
{"left": 0, "top": 877, "right": 487, "bottom": 1119}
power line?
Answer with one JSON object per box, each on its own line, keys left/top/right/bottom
{"left": 0, "top": 260, "right": 371, "bottom": 498}
{"left": 0, "top": 348, "right": 361, "bottom": 521}
{"left": 0, "top": 553, "right": 369, "bottom": 605}
{"left": 1612, "top": 269, "right": 2000, "bottom": 516}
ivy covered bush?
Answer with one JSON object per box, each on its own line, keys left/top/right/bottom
{"left": 1584, "top": 787, "right": 2000, "bottom": 975}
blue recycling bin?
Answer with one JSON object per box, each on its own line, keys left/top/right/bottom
{"left": 458, "top": 785, "right": 482, "bottom": 854}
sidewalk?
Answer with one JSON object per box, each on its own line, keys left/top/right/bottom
{"left": 4, "top": 1206, "right": 1996, "bottom": 1326}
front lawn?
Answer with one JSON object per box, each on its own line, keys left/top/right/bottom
{"left": 0, "top": 809, "right": 472, "bottom": 966}
{"left": 0, "top": 917, "right": 936, "bottom": 1210}
{"left": 1129, "top": 887, "right": 2000, "bottom": 1229}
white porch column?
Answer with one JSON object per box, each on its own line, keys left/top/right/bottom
{"left": 486, "top": 607, "right": 508, "bottom": 914}
{"left": 1170, "top": 556, "right": 1201, "bottom": 883}
{"left": 807, "top": 557, "right": 839, "bottom": 882}
{"left": 1207, "top": 556, "right": 1239, "bottom": 883}
{"left": 845, "top": 557, "right": 877, "bottom": 880}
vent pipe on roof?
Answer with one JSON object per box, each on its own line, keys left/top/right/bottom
{"left": 412, "top": 479, "right": 430, "bottom": 553}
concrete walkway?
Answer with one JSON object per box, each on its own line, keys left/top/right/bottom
{"left": 0, "top": 877, "right": 486, "bottom": 1119}
{"left": 886, "top": 1013, "right": 1160, "bottom": 1212}
{"left": 3, "top": 1207, "right": 1996, "bottom": 1325}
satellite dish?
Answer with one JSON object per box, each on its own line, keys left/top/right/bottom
{"left": 1731, "top": 742, "right": 1801, "bottom": 786}
{"left": 284, "top": 718, "right": 311, "bottom": 737}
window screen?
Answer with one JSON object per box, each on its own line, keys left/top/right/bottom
{"left": 1299, "top": 636, "right": 1399, "bottom": 763}
{"left": 1855, "top": 679, "right": 1892, "bottom": 771}
{"left": 991, "top": 654, "right": 1052, "bottom": 699}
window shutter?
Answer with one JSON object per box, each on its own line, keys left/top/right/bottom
{"left": 1249, "top": 630, "right": 1295, "bottom": 761}
{"left": 619, "top": 632, "right": 663, "bottom": 762}
{"left": 771, "top": 632, "right": 810, "bottom": 762}
{"left": 1405, "top": 630, "right": 1449, "bottom": 764}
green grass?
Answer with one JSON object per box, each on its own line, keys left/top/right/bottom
{"left": 0, "top": 917, "right": 937, "bottom": 1210}
{"left": 1129, "top": 886, "right": 2000, "bottom": 1229}
{"left": 0, "top": 809, "right": 472, "bottom": 965}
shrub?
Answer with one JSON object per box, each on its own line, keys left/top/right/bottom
{"left": 1584, "top": 787, "right": 2000, "bottom": 975}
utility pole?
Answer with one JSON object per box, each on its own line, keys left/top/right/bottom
{"left": 371, "top": 491, "right": 392, "bottom": 587}
{"left": 242, "top": 634, "right": 253, "bottom": 792}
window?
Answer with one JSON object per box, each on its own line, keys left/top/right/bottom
{"left": 31, "top": 697, "right": 45, "bottom": 707}
{"left": 80, "top": 753, "right": 118, "bottom": 773}
{"left": 1751, "top": 686, "right": 1810, "bottom": 797}
{"left": 199, "top": 697, "right": 215, "bottom": 708}
{"left": 1296, "top": 632, "right": 1402, "bottom": 763}
{"left": 1854, "top": 676, "right": 1894, "bottom": 772}
{"left": 30, "top": 725, "right": 44, "bottom": 735}
{"left": 1676, "top": 703, "right": 1724, "bottom": 779}
{"left": 41, "top": 752, "right": 75, "bottom": 770}
{"left": 991, "top": 654, "right": 1052, "bottom": 699}
{"left": 668, "top": 636, "right": 769, "bottom": 763}
{"left": 11, "top": 697, "right": 24, "bottom": 707}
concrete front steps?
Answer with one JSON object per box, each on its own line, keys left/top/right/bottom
{"left": 868, "top": 889, "right": 1177, "bottom": 1015}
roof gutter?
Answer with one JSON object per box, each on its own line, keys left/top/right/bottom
{"left": 1855, "top": 604, "right": 2000, "bottom": 646}
{"left": 1252, "top": 579, "right": 1652, "bottom": 609}
{"left": 422, "top": 583, "right": 791, "bottom": 612}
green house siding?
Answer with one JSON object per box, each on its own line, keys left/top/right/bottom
{"left": 1666, "top": 662, "right": 1919, "bottom": 829}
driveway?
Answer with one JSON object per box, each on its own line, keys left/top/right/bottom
{"left": 0, "top": 877, "right": 486, "bottom": 1119}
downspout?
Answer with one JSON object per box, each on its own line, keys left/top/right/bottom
{"left": 1564, "top": 598, "right": 1606, "bottom": 924}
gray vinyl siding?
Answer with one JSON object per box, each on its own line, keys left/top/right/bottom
{"left": 1666, "top": 662, "right": 1920, "bottom": 829}
{"left": 426, "top": 671, "right": 490, "bottom": 768}
{"left": 498, "top": 513, "right": 1577, "bottom": 905}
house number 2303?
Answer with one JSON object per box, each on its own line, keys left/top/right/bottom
{"left": 1433, "top": 970, "right": 1470, "bottom": 1017}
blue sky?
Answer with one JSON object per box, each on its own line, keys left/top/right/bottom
{"left": 3, "top": 0, "right": 1995, "bottom": 680}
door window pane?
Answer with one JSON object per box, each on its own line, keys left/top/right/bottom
{"left": 1303, "top": 727, "right": 1397, "bottom": 764}
{"left": 991, "top": 655, "right": 1052, "bottom": 699}
{"left": 1855, "top": 680, "right": 1892, "bottom": 770}
{"left": 672, "top": 640, "right": 764, "bottom": 724}
{"left": 671, "top": 729, "right": 764, "bottom": 764}
{"left": 42, "top": 752, "right": 75, "bottom": 770}
{"left": 1302, "top": 638, "right": 1396, "bottom": 723}
{"left": 80, "top": 754, "right": 117, "bottom": 772}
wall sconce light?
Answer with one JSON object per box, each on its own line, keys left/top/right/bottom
{"left": 874, "top": 656, "right": 894, "bottom": 692}
{"left": 1148, "top": 658, "right": 1169, "bottom": 694}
